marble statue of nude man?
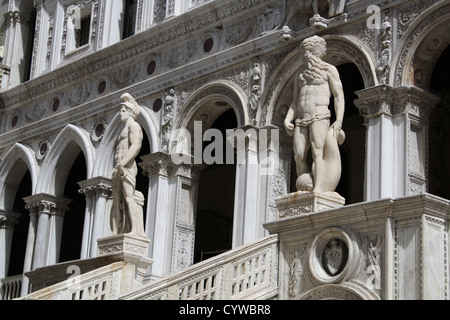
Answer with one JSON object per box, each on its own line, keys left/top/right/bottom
{"left": 110, "top": 93, "right": 146, "bottom": 237}
{"left": 284, "top": 35, "right": 345, "bottom": 193}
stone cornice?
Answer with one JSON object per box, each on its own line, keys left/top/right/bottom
{"left": 0, "top": 0, "right": 276, "bottom": 109}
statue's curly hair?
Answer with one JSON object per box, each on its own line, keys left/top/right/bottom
{"left": 298, "top": 36, "right": 329, "bottom": 83}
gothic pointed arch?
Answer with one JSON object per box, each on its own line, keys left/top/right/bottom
{"left": 0, "top": 143, "right": 38, "bottom": 210}
{"left": 35, "top": 124, "right": 94, "bottom": 195}
{"left": 92, "top": 106, "right": 159, "bottom": 178}
{"left": 258, "top": 35, "right": 376, "bottom": 127}
{"left": 392, "top": 1, "right": 450, "bottom": 88}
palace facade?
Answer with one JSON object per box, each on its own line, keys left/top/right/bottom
{"left": 0, "top": 0, "right": 449, "bottom": 300}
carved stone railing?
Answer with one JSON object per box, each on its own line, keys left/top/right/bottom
{"left": 17, "top": 262, "right": 134, "bottom": 300}
{"left": 15, "top": 235, "right": 278, "bottom": 300}
{"left": 120, "top": 235, "right": 279, "bottom": 300}
{"left": 0, "top": 274, "right": 23, "bottom": 300}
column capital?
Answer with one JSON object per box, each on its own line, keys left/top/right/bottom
{"left": 140, "top": 152, "right": 173, "bottom": 178}
{"left": 23, "top": 193, "right": 72, "bottom": 216}
{"left": 0, "top": 210, "right": 21, "bottom": 229}
{"left": 227, "top": 124, "right": 263, "bottom": 153}
{"left": 140, "top": 152, "right": 199, "bottom": 179}
{"left": 4, "top": 10, "right": 31, "bottom": 25}
{"left": 78, "top": 176, "right": 112, "bottom": 198}
{"left": 355, "top": 85, "right": 440, "bottom": 122}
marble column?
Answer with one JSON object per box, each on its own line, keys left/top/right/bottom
{"left": 229, "top": 125, "right": 259, "bottom": 247}
{"left": 2, "top": 10, "right": 34, "bottom": 88}
{"left": 139, "top": 152, "right": 175, "bottom": 278}
{"left": 78, "top": 177, "right": 112, "bottom": 259}
{"left": 355, "top": 85, "right": 439, "bottom": 201}
{"left": 229, "top": 125, "right": 282, "bottom": 247}
{"left": 23, "top": 194, "right": 71, "bottom": 269}
{"left": 20, "top": 208, "right": 38, "bottom": 296}
{"left": 168, "top": 160, "right": 199, "bottom": 273}
{"left": 140, "top": 152, "right": 200, "bottom": 277}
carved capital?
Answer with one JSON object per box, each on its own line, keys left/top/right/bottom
{"left": 0, "top": 210, "right": 21, "bottom": 229}
{"left": 140, "top": 152, "right": 199, "bottom": 179}
{"left": 227, "top": 125, "right": 260, "bottom": 153}
{"left": 355, "top": 85, "right": 439, "bottom": 122}
{"left": 23, "top": 193, "right": 72, "bottom": 216}
{"left": 5, "top": 11, "right": 30, "bottom": 25}
{"left": 140, "top": 152, "right": 173, "bottom": 177}
{"left": 78, "top": 176, "right": 112, "bottom": 198}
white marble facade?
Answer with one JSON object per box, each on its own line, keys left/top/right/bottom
{"left": 0, "top": 0, "right": 449, "bottom": 300}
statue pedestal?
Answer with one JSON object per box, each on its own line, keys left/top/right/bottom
{"left": 97, "top": 234, "right": 153, "bottom": 283}
{"left": 275, "top": 191, "right": 345, "bottom": 219}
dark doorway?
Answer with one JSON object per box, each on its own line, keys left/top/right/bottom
{"left": 7, "top": 170, "right": 32, "bottom": 276}
{"left": 429, "top": 45, "right": 450, "bottom": 200}
{"left": 194, "top": 108, "right": 237, "bottom": 263}
{"left": 59, "top": 151, "right": 86, "bottom": 263}
{"left": 136, "top": 131, "right": 150, "bottom": 229}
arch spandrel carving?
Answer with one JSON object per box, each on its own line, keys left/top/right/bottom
{"left": 392, "top": 2, "right": 450, "bottom": 88}
{"left": 259, "top": 36, "right": 376, "bottom": 128}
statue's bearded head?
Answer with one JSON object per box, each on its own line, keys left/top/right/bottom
{"left": 298, "top": 36, "right": 329, "bottom": 82}
{"left": 300, "top": 35, "right": 327, "bottom": 60}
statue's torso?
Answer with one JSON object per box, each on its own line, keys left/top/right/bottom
{"left": 297, "top": 73, "right": 331, "bottom": 117}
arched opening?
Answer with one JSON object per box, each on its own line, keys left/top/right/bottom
{"left": 136, "top": 131, "right": 150, "bottom": 229}
{"left": 23, "top": 7, "right": 37, "bottom": 82}
{"left": 334, "top": 63, "right": 366, "bottom": 204}
{"left": 7, "top": 169, "right": 31, "bottom": 276}
{"left": 59, "top": 151, "right": 87, "bottom": 263}
{"left": 289, "top": 63, "right": 366, "bottom": 204}
{"left": 194, "top": 108, "right": 237, "bottom": 263}
{"left": 429, "top": 44, "right": 450, "bottom": 200}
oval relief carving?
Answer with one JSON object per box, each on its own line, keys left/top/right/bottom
{"left": 307, "top": 227, "right": 359, "bottom": 285}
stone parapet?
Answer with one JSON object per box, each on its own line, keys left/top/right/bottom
{"left": 275, "top": 191, "right": 345, "bottom": 219}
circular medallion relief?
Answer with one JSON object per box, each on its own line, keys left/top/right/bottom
{"left": 10, "top": 114, "right": 19, "bottom": 128}
{"left": 97, "top": 80, "right": 107, "bottom": 94}
{"left": 203, "top": 38, "right": 214, "bottom": 53}
{"left": 147, "top": 60, "right": 157, "bottom": 76}
{"left": 308, "top": 227, "right": 359, "bottom": 285}
{"left": 52, "top": 98, "right": 60, "bottom": 112}
{"left": 91, "top": 120, "right": 107, "bottom": 142}
{"left": 36, "top": 140, "right": 50, "bottom": 161}
{"left": 153, "top": 98, "right": 163, "bottom": 113}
